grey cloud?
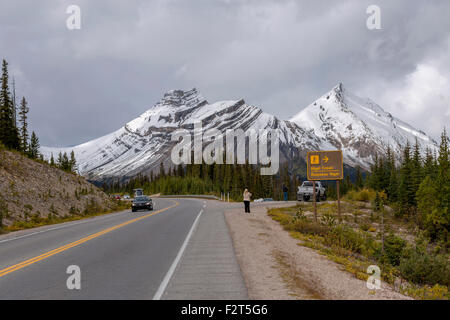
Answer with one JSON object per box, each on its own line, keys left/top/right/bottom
{"left": 0, "top": 0, "right": 449, "bottom": 146}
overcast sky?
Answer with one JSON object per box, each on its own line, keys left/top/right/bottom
{"left": 1, "top": 0, "right": 449, "bottom": 146}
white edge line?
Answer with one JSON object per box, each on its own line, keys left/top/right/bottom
{"left": 153, "top": 208, "right": 204, "bottom": 300}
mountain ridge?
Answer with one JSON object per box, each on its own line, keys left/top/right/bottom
{"left": 290, "top": 83, "right": 437, "bottom": 168}
{"left": 41, "top": 85, "right": 438, "bottom": 181}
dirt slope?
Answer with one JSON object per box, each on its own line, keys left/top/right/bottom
{"left": 0, "top": 148, "right": 116, "bottom": 228}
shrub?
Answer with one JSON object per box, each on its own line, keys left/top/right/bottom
{"left": 83, "top": 198, "right": 103, "bottom": 215}
{"left": 49, "top": 204, "right": 58, "bottom": 216}
{"left": 292, "top": 219, "right": 330, "bottom": 237}
{"left": 402, "top": 284, "right": 449, "bottom": 300}
{"left": 422, "top": 207, "right": 449, "bottom": 242}
{"left": 292, "top": 207, "right": 308, "bottom": 223}
{"left": 399, "top": 248, "right": 450, "bottom": 286}
{"left": 0, "top": 198, "right": 7, "bottom": 229}
{"left": 360, "top": 224, "right": 370, "bottom": 232}
{"left": 269, "top": 209, "right": 330, "bottom": 236}
{"left": 69, "top": 206, "right": 79, "bottom": 215}
{"left": 268, "top": 210, "right": 292, "bottom": 226}
{"left": 382, "top": 234, "right": 407, "bottom": 266}
{"left": 325, "top": 225, "right": 367, "bottom": 254}
{"left": 31, "top": 213, "right": 43, "bottom": 224}
{"left": 345, "top": 188, "right": 377, "bottom": 203}
{"left": 320, "top": 212, "right": 337, "bottom": 227}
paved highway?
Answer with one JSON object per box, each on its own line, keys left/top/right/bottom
{"left": 0, "top": 198, "right": 246, "bottom": 299}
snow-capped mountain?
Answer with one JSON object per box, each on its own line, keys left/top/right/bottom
{"left": 41, "top": 85, "right": 438, "bottom": 181}
{"left": 41, "top": 89, "right": 319, "bottom": 181}
{"left": 290, "top": 83, "right": 437, "bottom": 169}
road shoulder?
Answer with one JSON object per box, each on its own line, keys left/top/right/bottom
{"left": 224, "top": 202, "right": 410, "bottom": 300}
{"left": 162, "top": 200, "right": 248, "bottom": 300}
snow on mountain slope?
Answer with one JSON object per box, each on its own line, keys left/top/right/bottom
{"left": 41, "top": 89, "right": 317, "bottom": 180}
{"left": 41, "top": 85, "right": 438, "bottom": 181}
{"left": 290, "top": 83, "right": 437, "bottom": 168}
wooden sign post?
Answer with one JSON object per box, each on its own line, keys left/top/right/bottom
{"left": 313, "top": 180, "right": 317, "bottom": 222}
{"left": 307, "top": 150, "right": 344, "bottom": 223}
{"left": 337, "top": 180, "right": 341, "bottom": 222}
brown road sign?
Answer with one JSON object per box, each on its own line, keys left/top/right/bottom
{"left": 307, "top": 150, "right": 343, "bottom": 180}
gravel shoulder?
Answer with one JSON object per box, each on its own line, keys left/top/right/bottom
{"left": 224, "top": 202, "right": 411, "bottom": 300}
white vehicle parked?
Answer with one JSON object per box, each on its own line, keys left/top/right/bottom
{"left": 297, "top": 181, "right": 327, "bottom": 202}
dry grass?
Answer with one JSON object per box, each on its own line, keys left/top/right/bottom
{"left": 268, "top": 202, "right": 449, "bottom": 300}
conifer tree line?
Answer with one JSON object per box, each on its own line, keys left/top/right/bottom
{"left": 0, "top": 59, "right": 40, "bottom": 159}
{"left": 107, "top": 129, "right": 449, "bottom": 240}
{"left": 48, "top": 150, "right": 78, "bottom": 173}
{"left": 105, "top": 161, "right": 299, "bottom": 202}
{"left": 105, "top": 155, "right": 371, "bottom": 203}
{"left": 367, "top": 130, "right": 449, "bottom": 243}
{"left": 0, "top": 58, "right": 77, "bottom": 173}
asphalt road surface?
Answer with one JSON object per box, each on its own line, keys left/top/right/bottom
{"left": 0, "top": 198, "right": 230, "bottom": 299}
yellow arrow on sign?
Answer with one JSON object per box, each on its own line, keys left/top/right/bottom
{"left": 323, "top": 156, "right": 329, "bottom": 163}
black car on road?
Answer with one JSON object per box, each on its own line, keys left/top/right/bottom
{"left": 132, "top": 196, "right": 153, "bottom": 212}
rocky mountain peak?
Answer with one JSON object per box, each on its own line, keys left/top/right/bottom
{"left": 157, "top": 88, "right": 207, "bottom": 109}
{"left": 41, "top": 85, "right": 438, "bottom": 180}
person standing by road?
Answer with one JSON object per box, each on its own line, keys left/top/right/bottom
{"left": 283, "top": 185, "right": 289, "bottom": 201}
{"left": 243, "top": 189, "right": 252, "bottom": 213}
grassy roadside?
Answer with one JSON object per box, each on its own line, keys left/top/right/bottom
{"left": 0, "top": 200, "right": 130, "bottom": 234}
{"left": 268, "top": 203, "right": 449, "bottom": 300}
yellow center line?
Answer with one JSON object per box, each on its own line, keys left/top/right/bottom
{"left": 0, "top": 200, "right": 179, "bottom": 278}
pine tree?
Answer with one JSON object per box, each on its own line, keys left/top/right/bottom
{"left": 172, "top": 166, "right": 177, "bottom": 177}
{"left": 11, "top": 77, "right": 16, "bottom": 128}
{"left": 18, "top": 97, "right": 29, "bottom": 152}
{"left": 434, "top": 129, "right": 449, "bottom": 239}
{"left": 355, "top": 166, "right": 364, "bottom": 190}
{"left": 368, "top": 154, "right": 382, "bottom": 190}
{"left": 341, "top": 174, "right": 353, "bottom": 195}
{"left": 423, "top": 147, "right": 436, "bottom": 178}
{"left": 60, "top": 152, "right": 69, "bottom": 170}
{"left": 436, "top": 129, "right": 449, "bottom": 206}
{"left": 0, "top": 59, "right": 20, "bottom": 149}
{"left": 57, "top": 151, "right": 63, "bottom": 168}
{"left": 397, "top": 141, "right": 415, "bottom": 215}
{"left": 159, "top": 162, "right": 165, "bottom": 178}
{"left": 374, "top": 191, "right": 381, "bottom": 212}
{"left": 223, "top": 164, "right": 231, "bottom": 193}
{"left": 380, "top": 157, "right": 390, "bottom": 192}
{"left": 411, "top": 138, "right": 423, "bottom": 204}
{"left": 69, "top": 150, "right": 77, "bottom": 172}
{"left": 177, "top": 164, "right": 184, "bottom": 177}
{"left": 28, "top": 131, "right": 40, "bottom": 159}
{"left": 416, "top": 176, "right": 438, "bottom": 225}
{"left": 50, "top": 153, "right": 55, "bottom": 166}
{"left": 388, "top": 166, "right": 398, "bottom": 203}
{"left": 384, "top": 146, "right": 398, "bottom": 201}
